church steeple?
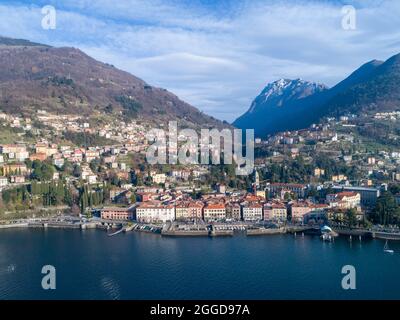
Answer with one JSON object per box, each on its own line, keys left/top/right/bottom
{"left": 253, "top": 169, "right": 259, "bottom": 194}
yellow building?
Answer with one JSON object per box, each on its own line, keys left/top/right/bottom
{"left": 2, "top": 163, "right": 28, "bottom": 176}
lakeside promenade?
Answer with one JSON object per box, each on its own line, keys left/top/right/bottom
{"left": 2, "top": 216, "right": 400, "bottom": 240}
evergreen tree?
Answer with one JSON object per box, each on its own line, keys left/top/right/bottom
{"left": 344, "top": 208, "right": 358, "bottom": 228}
{"left": 371, "top": 192, "right": 400, "bottom": 226}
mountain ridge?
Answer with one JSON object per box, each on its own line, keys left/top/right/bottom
{"left": 234, "top": 53, "right": 400, "bottom": 137}
{"left": 246, "top": 79, "right": 328, "bottom": 114}
{"left": 0, "top": 36, "right": 227, "bottom": 129}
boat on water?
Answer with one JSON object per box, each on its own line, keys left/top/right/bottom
{"left": 321, "top": 233, "right": 333, "bottom": 242}
{"left": 384, "top": 240, "right": 394, "bottom": 254}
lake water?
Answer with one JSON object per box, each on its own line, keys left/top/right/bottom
{"left": 0, "top": 228, "right": 399, "bottom": 300}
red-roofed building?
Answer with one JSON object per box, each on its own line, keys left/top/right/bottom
{"left": 290, "top": 201, "right": 314, "bottom": 222}
{"left": 242, "top": 203, "right": 263, "bottom": 221}
{"left": 289, "top": 201, "right": 329, "bottom": 222}
{"left": 264, "top": 202, "right": 287, "bottom": 221}
{"left": 136, "top": 202, "right": 175, "bottom": 223}
{"left": 175, "top": 201, "right": 204, "bottom": 221}
{"left": 326, "top": 191, "right": 360, "bottom": 209}
{"left": 136, "top": 192, "right": 155, "bottom": 202}
{"left": 101, "top": 206, "right": 135, "bottom": 221}
{"left": 267, "top": 183, "right": 307, "bottom": 199}
{"left": 30, "top": 153, "right": 47, "bottom": 161}
{"left": 204, "top": 203, "right": 226, "bottom": 222}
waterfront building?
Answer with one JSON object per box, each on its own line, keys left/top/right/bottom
{"left": 326, "top": 191, "right": 361, "bottom": 209}
{"left": 263, "top": 202, "right": 287, "bottom": 221}
{"left": 242, "top": 203, "right": 263, "bottom": 221}
{"left": 289, "top": 201, "right": 329, "bottom": 222}
{"left": 101, "top": 206, "right": 135, "bottom": 221}
{"left": 226, "top": 203, "right": 241, "bottom": 220}
{"left": 290, "top": 201, "right": 314, "bottom": 222}
{"left": 303, "top": 210, "right": 328, "bottom": 225}
{"left": 331, "top": 186, "right": 379, "bottom": 207}
{"left": 327, "top": 207, "right": 364, "bottom": 222}
{"left": 136, "top": 202, "right": 175, "bottom": 223}
{"left": 203, "top": 203, "right": 226, "bottom": 222}
{"left": 175, "top": 201, "right": 204, "bottom": 221}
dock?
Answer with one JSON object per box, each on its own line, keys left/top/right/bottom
{"left": 209, "top": 229, "right": 234, "bottom": 237}
{"left": 161, "top": 222, "right": 209, "bottom": 237}
{"left": 107, "top": 228, "right": 124, "bottom": 236}
{"left": 333, "top": 227, "right": 400, "bottom": 241}
{"left": 246, "top": 227, "right": 285, "bottom": 236}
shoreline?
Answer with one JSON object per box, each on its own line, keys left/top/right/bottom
{"left": 2, "top": 219, "right": 400, "bottom": 241}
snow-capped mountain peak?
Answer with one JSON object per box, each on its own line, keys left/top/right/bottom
{"left": 248, "top": 79, "right": 328, "bottom": 113}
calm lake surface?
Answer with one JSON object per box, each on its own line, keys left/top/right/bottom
{"left": 0, "top": 228, "right": 399, "bottom": 300}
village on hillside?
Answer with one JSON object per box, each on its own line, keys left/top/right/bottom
{"left": 0, "top": 109, "right": 399, "bottom": 236}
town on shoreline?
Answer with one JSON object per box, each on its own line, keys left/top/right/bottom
{"left": 1, "top": 109, "right": 400, "bottom": 238}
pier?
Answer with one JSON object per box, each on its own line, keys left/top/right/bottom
{"left": 161, "top": 221, "right": 209, "bottom": 237}
{"left": 4, "top": 216, "right": 400, "bottom": 241}
{"left": 333, "top": 227, "right": 400, "bottom": 241}
{"left": 246, "top": 227, "right": 285, "bottom": 236}
{"left": 107, "top": 228, "right": 124, "bottom": 236}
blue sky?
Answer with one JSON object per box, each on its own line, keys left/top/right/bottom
{"left": 0, "top": 0, "right": 399, "bottom": 122}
